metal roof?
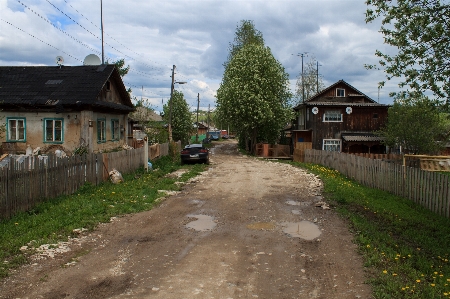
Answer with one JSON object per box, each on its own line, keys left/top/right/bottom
{"left": 0, "top": 65, "right": 133, "bottom": 112}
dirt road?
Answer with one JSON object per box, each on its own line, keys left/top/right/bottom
{"left": 1, "top": 141, "right": 372, "bottom": 299}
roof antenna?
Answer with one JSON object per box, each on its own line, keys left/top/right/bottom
{"left": 56, "top": 56, "right": 64, "bottom": 68}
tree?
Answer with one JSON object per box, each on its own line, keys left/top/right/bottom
{"left": 224, "top": 20, "right": 265, "bottom": 68}
{"left": 163, "top": 90, "right": 193, "bottom": 144}
{"left": 113, "top": 59, "right": 130, "bottom": 77}
{"left": 365, "top": 0, "right": 450, "bottom": 103}
{"left": 216, "top": 43, "right": 292, "bottom": 153}
{"left": 377, "top": 92, "right": 450, "bottom": 154}
{"left": 295, "top": 56, "right": 326, "bottom": 103}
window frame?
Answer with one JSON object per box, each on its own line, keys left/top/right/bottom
{"left": 97, "top": 118, "right": 106, "bottom": 143}
{"left": 111, "top": 119, "right": 120, "bottom": 141}
{"left": 43, "top": 118, "right": 64, "bottom": 143}
{"left": 336, "top": 88, "right": 345, "bottom": 97}
{"left": 6, "top": 117, "right": 26, "bottom": 142}
{"left": 323, "top": 139, "right": 341, "bottom": 152}
{"left": 323, "top": 110, "right": 343, "bottom": 122}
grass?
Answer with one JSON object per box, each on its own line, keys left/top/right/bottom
{"left": 0, "top": 155, "right": 209, "bottom": 279}
{"left": 287, "top": 161, "right": 450, "bottom": 299}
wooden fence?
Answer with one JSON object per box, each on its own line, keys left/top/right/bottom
{"left": 305, "top": 149, "right": 450, "bottom": 218}
{"left": 0, "top": 141, "right": 180, "bottom": 220}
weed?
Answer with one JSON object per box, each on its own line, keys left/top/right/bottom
{"left": 286, "top": 161, "right": 450, "bottom": 299}
{"left": 0, "top": 157, "right": 209, "bottom": 279}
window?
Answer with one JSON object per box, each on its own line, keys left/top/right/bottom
{"left": 44, "top": 118, "right": 63, "bottom": 143}
{"left": 323, "top": 110, "right": 342, "bottom": 122}
{"left": 336, "top": 88, "right": 345, "bottom": 97}
{"left": 106, "top": 80, "right": 111, "bottom": 91}
{"left": 7, "top": 118, "right": 26, "bottom": 142}
{"left": 111, "top": 119, "right": 120, "bottom": 140}
{"left": 373, "top": 113, "right": 378, "bottom": 119}
{"left": 97, "top": 119, "right": 106, "bottom": 143}
{"left": 323, "top": 139, "right": 341, "bottom": 152}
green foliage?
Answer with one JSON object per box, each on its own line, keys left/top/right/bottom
{"left": 295, "top": 55, "right": 326, "bottom": 103}
{"left": 289, "top": 161, "right": 450, "bottom": 299}
{"left": 365, "top": 0, "right": 450, "bottom": 103}
{"left": 0, "top": 159, "right": 208, "bottom": 278}
{"left": 224, "top": 20, "right": 265, "bottom": 68}
{"left": 216, "top": 37, "right": 292, "bottom": 153}
{"left": 163, "top": 90, "right": 193, "bottom": 143}
{"left": 377, "top": 93, "right": 449, "bottom": 154}
{"left": 113, "top": 58, "right": 130, "bottom": 78}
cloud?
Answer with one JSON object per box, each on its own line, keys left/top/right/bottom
{"left": 0, "top": 0, "right": 398, "bottom": 110}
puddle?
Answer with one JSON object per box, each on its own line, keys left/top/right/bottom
{"left": 247, "top": 222, "right": 276, "bottom": 230}
{"left": 286, "top": 200, "right": 310, "bottom": 207}
{"left": 282, "top": 221, "right": 321, "bottom": 240}
{"left": 186, "top": 215, "right": 216, "bottom": 231}
{"left": 291, "top": 210, "right": 301, "bottom": 215}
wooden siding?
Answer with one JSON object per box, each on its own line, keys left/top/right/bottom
{"left": 0, "top": 141, "right": 180, "bottom": 220}
{"left": 305, "top": 149, "right": 450, "bottom": 218}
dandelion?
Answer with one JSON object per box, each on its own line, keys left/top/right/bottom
{"left": 383, "top": 270, "right": 387, "bottom": 274}
{"left": 367, "top": 245, "right": 370, "bottom": 248}
{"left": 14, "top": 223, "right": 18, "bottom": 225}
{"left": 431, "top": 284, "right": 435, "bottom": 287}
{"left": 416, "top": 280, "right": 421, "bottom": 283}
{"left": 392, "top": 273, "right": 397, "bottom": 276}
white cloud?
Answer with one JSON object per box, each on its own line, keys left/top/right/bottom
{"left": 0, "top": 0, "right": 399, "bottom": 110}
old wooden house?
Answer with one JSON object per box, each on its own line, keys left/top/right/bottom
{"left": 0, "top": 65, "right": 134, "bottom": 155}
{"left": 292, "top": 80, "right": 389, "bottom": 153}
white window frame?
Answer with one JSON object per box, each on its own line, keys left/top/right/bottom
{"left": 323, "top": 110, "right": 343, "bottom": 122}
{"left": 7, "top": 117, "right": 26, "bottom": 142}
{"left": 111, "top": 119, "right": 120, "bottom": 141}
{"left": 336, "top": 88, "right": 345, "bottom": 97}
{"left": 97, "top": 118, "right": 106, "bottom": 143}
{"left": 323, "top": 139, "right": 341, "bottom": 152}
{"left": 44, "top": 118, "right": 63, "bottom": 143}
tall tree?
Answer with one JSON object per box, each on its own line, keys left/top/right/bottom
{"left": 224, "top": 20, "right": 265, "bottom": 67}
{"left": 113, "top": 58, "right": 130, "bottom": 77}
{"left": 365, "top": 0, "right": 450, "bottom": 103}
{"left": 163, "top": 90, "right": 193, "bottom": 144}
{"left": 377, "top": 92, "right": 449, "bottom": 154}
{"left": 216, "top": 43, "right": 292, "bottom": 153}
{"left": 295, "top": 56, "right": 326, "bottom": 103}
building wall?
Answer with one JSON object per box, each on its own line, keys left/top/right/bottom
{"left": 305, "top": 106, "right": 388, "bottom": 150}
{"left": 0, "top": 110, "right": 128, "bottom": 154}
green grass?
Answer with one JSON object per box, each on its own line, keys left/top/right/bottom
{"left": 287, "top": 161, "right": 450, "bottom": 299}
{"left": 0, "top": 155, "right": 208, "bottom": 279}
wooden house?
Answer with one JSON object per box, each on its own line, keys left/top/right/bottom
{"left": 292, "top": 80, "right": 389, "bottom": 154}
{"left": 0, "top": 65, "right": 134, "bottom": 155}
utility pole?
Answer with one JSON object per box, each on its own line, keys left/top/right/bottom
{"left": 207, "top": 104, "right": 210, "bottom": 138}
{"left": 300, "top": 53, "right": 308, "bottom": 102}
{"left": 196, "top": 93, "right": 200, "bottom": 143}
{"left": 101, "top": 0, "right": 104, "bottom": 65}
{"left": 316, "top": 61, "right": 322, "bottom": 93}
{"left": 168, "top": 65, "right": 176, "bottom": 142}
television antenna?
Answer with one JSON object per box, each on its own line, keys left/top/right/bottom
{"left": 56, "top": 56, "right": 64, "bottom": 66}
{"left": 83, "top": 54, "right": 101, "bottom": 66}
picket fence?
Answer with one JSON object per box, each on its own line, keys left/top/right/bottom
{"left": 0, "top": 141, "right": 179, "bottom": 220}
{"left": 305, "top": 149, "right": 450, "bottom": 218}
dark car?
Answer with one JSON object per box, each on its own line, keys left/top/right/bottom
{"left": 180, "top": 144, "right": 209, "bottom": 165}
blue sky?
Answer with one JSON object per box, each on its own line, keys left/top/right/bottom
{"left": 0, "top": 0, "right": 400, "bottom": 112}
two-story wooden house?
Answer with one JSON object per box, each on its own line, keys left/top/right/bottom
{"left": 292, "top": 80, "right": 389, "bottom": 154}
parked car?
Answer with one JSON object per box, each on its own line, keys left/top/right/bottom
{"left": 180, "top": 144, "right": 210, "bottom": 165}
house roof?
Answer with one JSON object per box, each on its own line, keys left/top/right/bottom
{"left": 0, "top": 65, "right": 134, "bottom": 112}
{"left": 294, "top": 79, "right": 387, "bottom": 110}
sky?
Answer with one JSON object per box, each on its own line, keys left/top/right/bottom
{"left": 0, "top": 0, "right": 400, "bottom": 112}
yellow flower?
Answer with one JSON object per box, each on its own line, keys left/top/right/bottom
{"left": 392, "top": 273, "right": 397, "bottom": 276}
{"left": 431, "top": 284, "right": 435, "bottom": 287}
{"left": 383, "top": 270, "right": 387, "bottom": 274}
{"left": 416, "top": 280, "right": 421, "bottom": 283}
